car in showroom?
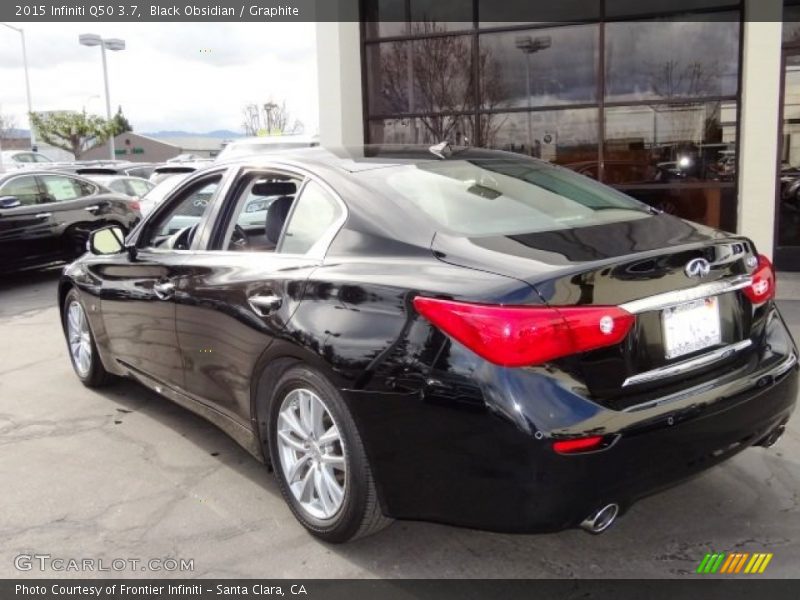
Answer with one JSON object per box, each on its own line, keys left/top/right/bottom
{"left": 0, "top": 170, "right": 140, "bottom": 273}
{"left": 58, "top": 146, "right": 796, "bottom": 542}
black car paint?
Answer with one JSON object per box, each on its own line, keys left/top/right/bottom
{"left": 59, "top": 148, "right": 797, "bottom": 533}
{"left": 0, "top": 171, "right": 139, "bottom": 273}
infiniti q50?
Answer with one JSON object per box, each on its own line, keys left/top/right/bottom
{"left": 59, "top": 146, "right": 796, "bottom": 542}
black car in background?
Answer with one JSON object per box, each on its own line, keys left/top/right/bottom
{"left": 0, "top": 170, "right": 140, "bottom": 273}
{"left": 59, "top": 147, "right": 796, "bottom": 542}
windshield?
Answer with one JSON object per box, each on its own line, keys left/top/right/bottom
{"left": 362, "top": 158, "right": 653, "bottom": 237}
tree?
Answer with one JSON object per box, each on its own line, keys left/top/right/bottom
{"left": 241, "top": 99, "right": 304, "bottom": 136}
{"left": 110, "top": 106, "right": 133, "bottom": 135}
{"left": 0, "top": 113, "right": 17, "bottom": 140}
{"left": 29, "top": 111, "right": 114, "bottom": 159}
{"left": 375, "top": 21, "right": 508, "bottom": 145}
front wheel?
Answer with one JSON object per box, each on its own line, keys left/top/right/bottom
{"left": 63, "top": 288, "right": 115, "bottom": 387}
{"left": 268, "top": 365, "right": 391, "bottom": 543}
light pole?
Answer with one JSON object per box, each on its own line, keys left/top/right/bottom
{"left": 515, "top": 35, "right": 552, "bottom": 156}
{"left": 263, "top": 101, "right": 278, "bottom": 135}
{"left": 79, "top": 33, "right": 125, "bottom": 160}
{"left": 1, "top": 23, "right": 35, "bottom": 150}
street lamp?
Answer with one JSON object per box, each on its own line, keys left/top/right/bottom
{"left": 79, "top": 33, "right": 126, "bottom": 160}
{"left": 515, "top": 35, "right": 552, "bottom": 156}
{"left": 263, "top": 101, "right": 279, "bottom": 135}
{"left": 1, "top": 23, "right": 36, "bottom": 151}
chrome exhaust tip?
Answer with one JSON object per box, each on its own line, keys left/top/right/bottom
{"left": 580, "top": 503, "right": 619, "bottom": 534}
{"left": 757, "top": 424, "right": 786, "bottom": 449}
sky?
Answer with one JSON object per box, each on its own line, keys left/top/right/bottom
{"left": 0, "top": 22, "right": 319, "bottom": 135}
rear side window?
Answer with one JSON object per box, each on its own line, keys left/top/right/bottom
{"left": 0, "top": 175, "right": 41, "bottom": 205}
{"left": 127, "top": 179, "right": 153, "bottom": 197}
{"left": 39, "top": 175, "right": 95, "bottom": 202}
{"left": 362, "top": 158, "right": 652, "bottom": 237}
{"left": 280, "top": 181, "right": 343, "bottom": 255}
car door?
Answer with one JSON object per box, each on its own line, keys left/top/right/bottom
{"left": 96, "top": 169, "right": 230, "bottom": 390}
{"left": 169, "top": 167, "right": 344, "bottom": 424}
{"left": 0, "top": 173, "right": 59, "bottom": 268}
{"left": 35, "top": 174, "right": 118, "bottom": 258}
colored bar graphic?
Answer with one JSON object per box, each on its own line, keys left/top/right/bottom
{"left": 696, "top": 554, "right": 712, "bottom": 574}
{"left": 697, "top": 552, "right": 773, "bottom": 574}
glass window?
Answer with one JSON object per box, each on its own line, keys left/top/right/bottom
{"left": 38, "top": 175, "right": 94, "bottom": 202}
{"left": 606, "top": 0, "right": 741, "bottom": 18}
{"left": 360, "top": 158, "right": 651, "bottom": 237}
{"left": 142, "top": 176, "right": 220, "bottom": 248}
{"left": 369, "top": 116, "right": 475, "bottom": 145}
{"left": 479, "top": 0, "right": 600, "bottom": 27}
{"left": 126, "top": 178, "right": 153, "bottom": 197}
{"left": 366, "top": 36, "right": 474, "bottom": 115}
{"left": 280, "top": 181, "right": 344, "bottom": 255}
{"left": 31, "top": 153, "right": 52, "bottom": 163}
{"left": 408, "top": 0, "right": 473, "bottom": 32}
{"left": 604, "top": 19, "right": 740, "bottom": 102}
{"left": 364, "top": 0, "right": 407, "bottom": 39}
{"left": 0, "top": 175, "right": 41, "bottom": 205}
{"left": 481, "top": 108, "right": 599, "bottom": 165}
{"left": 479, "top": 24, "right": 598, "bottom": 109}
{"left": 624, "top": 186, "right": 737, "bottom": 233}
{"left": 13, "top": 153, "right": 32, "bottom": 163}
{"left": 217, "top": 174, "right": 303, "bottom": 252}
{"left": 603, "top": 102, "right": 737, "bottom": 184}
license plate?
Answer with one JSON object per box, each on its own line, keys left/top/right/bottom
{"left": 662, "top": 297, "right": 721, "bottom": 360}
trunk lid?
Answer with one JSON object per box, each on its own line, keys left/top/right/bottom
{"left": 431, "top": 214, "right": 760, "bottom": 409}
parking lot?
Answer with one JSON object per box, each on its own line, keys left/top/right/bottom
{"left": 1, "top": 268, "right": 799, "bottom": 579}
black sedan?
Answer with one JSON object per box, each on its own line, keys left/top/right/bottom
{"left": 0, "top": 170, "right": 140, "bottom": 273}
{"left": 59, "top": 146, "right": 797, "bottom": 542}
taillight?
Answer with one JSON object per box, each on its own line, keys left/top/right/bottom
{"left": 412, "top": 297, "right": 634, "bottom": 367}
{"left": 129, "top": 200, "right": 141, "bottom": 213}
{"left": 743, "top": 254, "right": 775, "bottom": 305}
{"left": 552, "top": 436, "right": 605, "bottom": 454}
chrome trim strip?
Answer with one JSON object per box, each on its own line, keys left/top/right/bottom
{"left": 622, "top": 339, "right": 753, "bottom": 388}
{"left": 620, "top": 275, "right": 753, "bottom": 315}
{"left": 622, "top": 351, "right": 797, "bottom": 413}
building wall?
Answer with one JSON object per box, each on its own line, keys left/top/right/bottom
{"left": 81, "top": 133, "right": 181, "bottom": 162}
{"left": 317, "top": 3, "right": 790, "bottom": 264}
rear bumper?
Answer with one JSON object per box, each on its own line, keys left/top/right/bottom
{"left": 345, "top": 307, "right": 798, "bottom": 533}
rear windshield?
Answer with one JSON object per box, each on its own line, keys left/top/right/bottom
{"left": 361, "top": 158, "right": 653, "bottom": 236}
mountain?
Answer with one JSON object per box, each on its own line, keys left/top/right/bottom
{"left": 143, "top": 130, "right": 243, "bottom": 139}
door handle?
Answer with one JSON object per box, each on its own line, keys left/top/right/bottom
{"left": 248, "top": 294, "right": 282, "bottom": 316}
{"left": 84, "top": 205, "right": 100, "bottom": 212}
{"left": 153, "top": 281, "right": 176, "bottom": 300}
{"left": 35, "top": 212, "right": 52, "bottom": 219}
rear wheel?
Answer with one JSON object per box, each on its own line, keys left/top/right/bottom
{"left": 268, "top": 365, "right": 391, "bottom": 542}
{"left": 63, "top": 289, "right": 115, "bottom": 387}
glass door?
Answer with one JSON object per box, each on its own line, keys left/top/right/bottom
{"left": 775, "top": 50, "right": 800, "bottom": 270}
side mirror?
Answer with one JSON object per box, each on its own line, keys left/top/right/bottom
{"left": 88, "top": 226, "right": 126, "bottom": 255}
{"left": 0, "top": 196, "right": 21, "bottom": 209}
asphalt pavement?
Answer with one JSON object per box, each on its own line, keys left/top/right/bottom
{"left": 0, "top": 267, "right": 798, "bottom": 578}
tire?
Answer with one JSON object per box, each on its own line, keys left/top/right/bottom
{"left": 62, "top": 288, "right": 115, "bottom": 388}
{"left": 268, "top": 365, "right": 391, "bottom": 543}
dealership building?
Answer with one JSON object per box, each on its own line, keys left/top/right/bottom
{"left": 316, "top": 0, "right": 800, "bottom": 270}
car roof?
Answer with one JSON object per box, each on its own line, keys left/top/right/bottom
{"left": 0, "top": 169, "right": 104, "bottom": 184}
{"left": 213, "top": 145, "right": 530, "bottom": 174}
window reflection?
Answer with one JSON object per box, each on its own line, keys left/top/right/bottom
{"left": 366, "top": 34, "right": 475, "bottom": 116}
{"left": 605, "top": 19, "right": 740, "bottom": 102}
{"left": 479, "top": 25, "right": 598, "bottom": 109}
{"left": 482, "top": 109, "right": 598, "bottom": 165}
{"left": 369, "top": 117, "right": 475, "bottom": 145}
{"left": 604, "top": 102, "right": 737, "bottom": 183}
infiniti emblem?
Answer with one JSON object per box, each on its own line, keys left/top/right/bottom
{"left": 685, "top": 258, "right": 711, "bottom": 278}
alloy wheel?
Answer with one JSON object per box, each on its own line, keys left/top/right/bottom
{"left": 67, "top": 301, "right": 92, "bottom": 377}
{"left": 276, "top": 388, "right": 347, "bottom": 520}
